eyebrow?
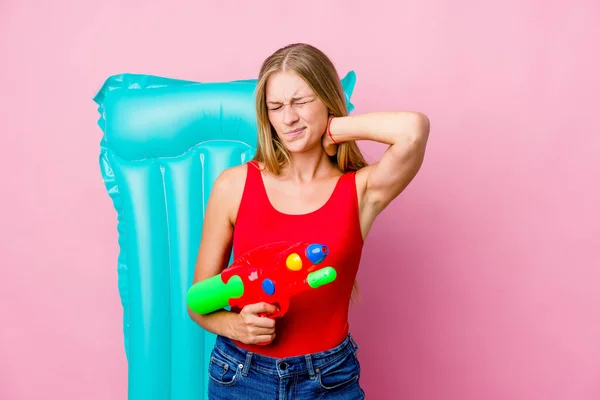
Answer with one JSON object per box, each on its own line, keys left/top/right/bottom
{"left": 266, "top": 95, "right": 313, "bottom": 104}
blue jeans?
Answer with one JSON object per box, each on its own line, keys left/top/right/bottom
{"left": 207, "top": 333, "right": 365, "bottom": 399}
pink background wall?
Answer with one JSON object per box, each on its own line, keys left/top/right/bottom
{"left": 1, "top": 1, "right": 599, "bottom": 399}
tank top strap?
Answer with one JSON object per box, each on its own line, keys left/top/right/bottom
{"left": 245, "top": 160, "right": 266, "bottom": 196}
{"left": 239, "top": 160, "right": 271, "bottom": 209}
{"left": 245, "top": 160, "right": 260, "bottom": 180}
{"left": 330, "top": 170, "right": 358, "bottom": 205}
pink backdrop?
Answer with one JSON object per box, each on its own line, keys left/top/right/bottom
{"left": 1, "top": 1, "right": 599, "bottom": 399}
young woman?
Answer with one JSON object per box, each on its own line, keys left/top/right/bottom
{"left": 189, "top": 43, "right": 430, "bottom": 399}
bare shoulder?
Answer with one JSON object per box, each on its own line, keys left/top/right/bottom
{"left": 214, "top": 163, "right": 248, "bottom": 189}
{"left": 211, "top": 163, "right": 250, "bottom": 225}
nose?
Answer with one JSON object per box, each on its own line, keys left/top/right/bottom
{"left": 282, "top": 104, "right": 299, "bottom": 126}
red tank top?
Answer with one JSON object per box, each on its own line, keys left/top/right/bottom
{"left": 230, "top": 161, "right": 364, "bottom": 358}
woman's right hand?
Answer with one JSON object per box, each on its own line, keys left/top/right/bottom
{"left": 229, "top": 302, "right": 278, "bottom": 345}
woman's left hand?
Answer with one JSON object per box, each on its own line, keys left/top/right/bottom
{"left": 322, "top": 116, "right": 338, "bottom": 156}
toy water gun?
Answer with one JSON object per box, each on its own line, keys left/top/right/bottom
{"left": 187, "top": 241, "right": 337, "bottom": 320}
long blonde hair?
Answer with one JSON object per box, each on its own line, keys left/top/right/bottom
{"left": 252, "top": 43, "right": 367, "bottom": 302}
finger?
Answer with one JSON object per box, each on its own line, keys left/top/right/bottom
{"left": 244, "top": 312, "right": 276, "bottom": 328}
{"left": 248, "top": 326, "right": 275, "bottom": 336}
{"left": 245, "top": 302, "right": 278, "bottom": 315}
{"left": 251, "top": 333, "right": 276, "bottom": 344}
{"left": 253, "top": 316, "right": 276, "bottom": 329}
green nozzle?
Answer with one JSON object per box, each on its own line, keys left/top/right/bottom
{"left": 307, "top": 266, "right": 337, "bottom": 288}
{"left": 187, "top": 275, "right": 244, "bottom": 314}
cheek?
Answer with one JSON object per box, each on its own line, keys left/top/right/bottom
{"left": 301, "top": 108, "right": 328, "bottom": 130}
{"left": 267, "top": 114, "right": 283, "bottom": 134}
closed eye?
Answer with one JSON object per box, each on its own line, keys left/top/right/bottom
{"left": 267, "top": 96, "right": 316, "bottom": 111}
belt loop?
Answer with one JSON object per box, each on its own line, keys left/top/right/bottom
{"left": 349, "top": 334, "right": 359, "bottom": 353}
{"left": 305, "top": 355, "right": 317, "bottom": 379}
{"left": 241, "top": 352, "right": 253, "bottom": 376}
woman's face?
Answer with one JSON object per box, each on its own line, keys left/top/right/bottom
{"left": 265, "top": 70, "right": 330, "bottom": 153}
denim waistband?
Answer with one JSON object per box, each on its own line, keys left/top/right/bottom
{"left": 212, "top": 333, "right": 359, "bottom": 378}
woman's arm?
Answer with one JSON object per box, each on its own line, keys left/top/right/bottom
{"left": 187, "top": 169, "right": 238, "bottom": 337}
{"left": 187, "top": 166, "right": 278, "bottom": 344}
{"left": 326, "top": 111, "right": 430, "bottom": 214}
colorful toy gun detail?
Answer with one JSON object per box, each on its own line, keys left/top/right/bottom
{"left": 186, "top": 241, "right": 337, "bottom": 321}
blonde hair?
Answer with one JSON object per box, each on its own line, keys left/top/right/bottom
{"left": 252, "top": 43, "right": 367, "bottom": 302}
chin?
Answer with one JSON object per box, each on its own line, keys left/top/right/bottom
{"left": 284, "top": 139, "right": 322, "bottom": 154}
{"left": 283, "top": 143, "right": 307, "bottom": 154}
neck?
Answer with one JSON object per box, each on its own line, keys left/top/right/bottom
{"left": 280, "top": 147, "right": 337, "bottom": 182}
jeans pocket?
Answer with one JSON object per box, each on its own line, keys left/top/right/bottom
{"left": 317, "top": 351, "right": 360, "bottom": 391}
{"left": 208, "top": 349, "right": 240, "bottom": 386}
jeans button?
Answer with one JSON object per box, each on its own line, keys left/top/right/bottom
{"left": 280, "top": 362, "right": 288, "bottom": 370}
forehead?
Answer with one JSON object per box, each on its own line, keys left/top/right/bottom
{"left": 265, "top": 71, "right": 314, "bottom": 101}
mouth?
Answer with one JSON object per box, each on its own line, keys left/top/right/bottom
{"left": 284, "top": 127, "right": 305, "bottom": 137}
